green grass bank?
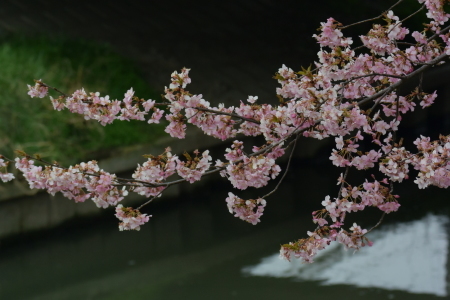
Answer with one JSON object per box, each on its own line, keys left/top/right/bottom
{"left": 0, "top": 36, "right": 164, "bottom": 166}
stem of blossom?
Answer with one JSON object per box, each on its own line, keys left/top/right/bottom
{"left": 395, "top": 94, "right": 400, "bottom": 119}
{"left": 337, "top": 167, "right": 350, "bottom": 199}
{"left": 262, "top": 135, "right": 299, "bottom": 199}
{"left": 0, "top": 155, "right": 13, "bottom": 163}
{"left": 20, "top": 154, "right": 61, "bottom": 168}
{"left": 38, "top": 81, "right": 67, "bottom": 97}
{"left": 386, "top": 5, "right": 425, "bottom": 37}
{"left": 399, "top": 5, "right": 424, "bottom": 24}
{"left": 185, "top": 109, "right": 202, "bottom": 121}
{"left": 418, "top": 72, "right": 424, "bottom": 93}
{"left": 137, "top": 189, "right": 165, "bottom": 210}
{"left": 366, "top": 212, "right": 386, "bottom": 234}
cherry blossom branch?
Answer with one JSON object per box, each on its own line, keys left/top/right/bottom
{"left": 10, "top": 0, "right": 450, "bottom": 264}
{"left": 427, "top": 23, "right": 450, "bottom": 43}
{"left": 356, "top": 52, "right": 448, "bottom": 107}
{"left": 345, "top": 73, "right": 406, "bottom": 81}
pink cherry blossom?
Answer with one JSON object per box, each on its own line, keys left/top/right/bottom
{"left": 176, "top": 150, "right": 212, "bottom": 183}
{"left": 27, "top": 80, "right": 48, "bottom": 98}
{"left": 225, "top": 192, "right": 267, "bottom": 225}
{"left": 115, "top": 204, "right": 150, "bottom": 231}
{"left": 0, "top": 159, "right": 14, "bottom": 182}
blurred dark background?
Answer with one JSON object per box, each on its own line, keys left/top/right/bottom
{"left": 0, "top": 0, "right": 414, "bottom": 103}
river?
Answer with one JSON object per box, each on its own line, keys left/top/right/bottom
{"left": 0, "top": 163, "right": 448, "bottom": 299}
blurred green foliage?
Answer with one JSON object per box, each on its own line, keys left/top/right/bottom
{"left": 0, "top": 36, "right": 164, "bottom": 165}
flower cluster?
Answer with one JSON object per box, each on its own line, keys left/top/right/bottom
{"left": 27, "top": 80, "right": 48, "bottom": 98}
{"left": 411, "top": 135, "right": 450, "bottom": 189}
{"left": 225, "top": 192, "right": 266, "bottom": 225}
{"left": 219, "top": 141, "right": 281, "bottom": 190}
{"left": 14, "top": 157, "right": 127, "bottom": 207}
{"left": 280, "top": 230, "right": 331, "bottom": 263}
{"left": 287, "top": 176, "right": 400, "bottom": 263}
{"left": 131, "top": 148, "right": 178, "bottom": 197}
{"left": 360, "top": 11, "right": 409, "bottom": 56}
{"left": 312, "top": 18, "right": 353, "bottom": 48}
{"left": 379, "top": 147, "right": 411, "bottom": 182}
{"left": 176, "top": 150, "right": 212, "bottom": 183}
{"left": 162, "top": 69, "right": 239, "bottom": 141}
{"left": 279, "top": 223, "right": 373, "bottom": 263}
{"left": 0, "top": 158, "right": 14, "bottom": 182}
{"left": 115, "top": 204, "right": 150, "bottom": 231}
{"left": 30, "top": 83, "right": 158, "bottom": 126}
{"left": 419, "top": 0, "right": 450, "bottom": 24}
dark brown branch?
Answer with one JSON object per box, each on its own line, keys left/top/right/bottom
{"left": 369, "top": 89, "right": 390, "bottom": 115}
{"left": 262, "top": 135, "right": 299, "bottom": 199}
{"left": 427, "top": 24, "right": 450, "bottom": 43}
{"left": 356, "top": 52, "right": 448, "bottom": 107}
{"left": 38, "top": 81, "right": 68, "bottom": 97}
{"left": 193, "top": 107, "right": 260, "bottom": 124}
{"left": 137, "top": 189, "right": 164, "bottom": 210}
{"left": 397, "top": 4, "right": 425, "bottom": 25}
{"left": 350, "top": 73, "right": 405, "bottom": 80}
{"left": 366, "top": 212, "right": 386, "bottom": 234}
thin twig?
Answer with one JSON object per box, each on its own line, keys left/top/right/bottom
{"left": 137, "top": 189, "right": 165, "bottom": 210}
{"left": 398, "top": 5, "right": 425, "bottom": 24}
{"left": 339, "top": 0, "right": 404, "bottom": 30}
{"left": 193, "top": 107, "right": 260, "bottom": 124}
{"left": 386, "top": 5, "right": 425, "bottom": 37}
{"left": 39, "top": 81, "right": 67, "bottom": 97}
{"left": 262, "top": 135, "right": 299, "bottom": 199}
{"left": 337, "top": 167, "right": 350, "bottom": 199}
{"left": 366, "top": 212, "right": 386, "bottom": 233}
{"left": 427, "top": 24, "right": 450, "bottom": 43}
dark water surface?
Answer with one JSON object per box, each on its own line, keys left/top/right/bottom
{"left": 0, "top": 164, "right": 449, "bottom": 300}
